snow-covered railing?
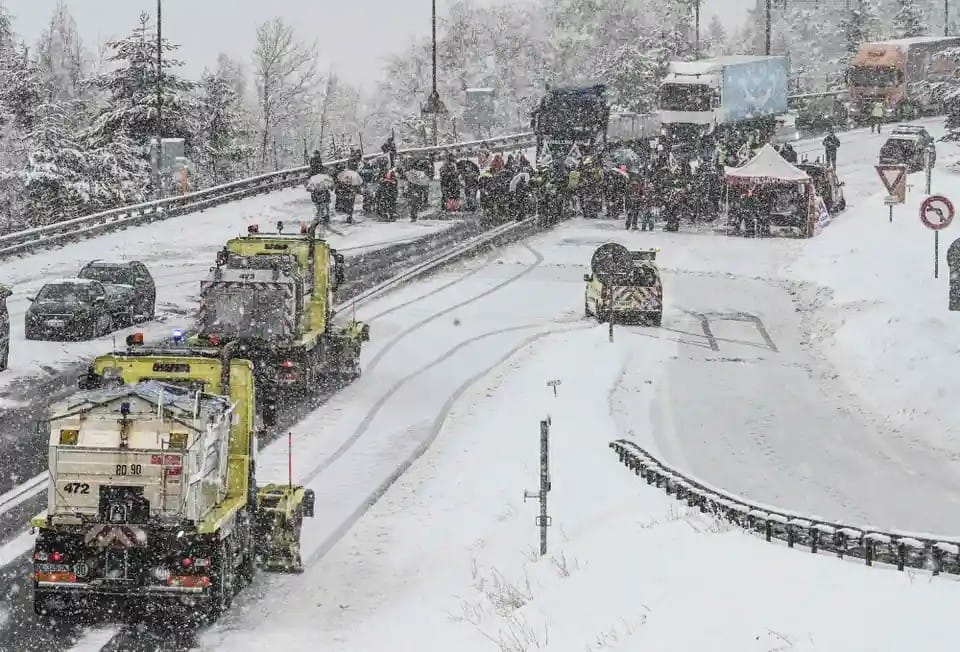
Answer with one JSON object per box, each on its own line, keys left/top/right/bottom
{"left": 610, "top": 439, "right": 960, "bottom": 576}
{"left": 0, "top": 132, "right": 537, "bottom": 261}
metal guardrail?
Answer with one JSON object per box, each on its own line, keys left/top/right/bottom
{"left": 0, "top": 90, "right": 872, "bottom": 262}
{"left": 610, "top": 439, "right": 960, "bottom": 576}
{"left": 0, "top": 133, "right": 538, "bottom": 261}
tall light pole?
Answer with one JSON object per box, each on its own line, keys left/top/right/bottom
{"left": 155, "top": 0, "right": 163, "bottom": 199}
{"left": 946, "top": 0, "right": 949, "bottom": 35}
{"left": 694, "top": 0, "right": 701, "bottom": 59}
{"left": 421, "top": 0, "right": 446, "bottom": 147}
{"left": 765, "top": 0, "right": 771, "bottom": 55}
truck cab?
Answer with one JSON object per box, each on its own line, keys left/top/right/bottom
{"left": 583, "top": 243, "right": 663, "bottom": 326}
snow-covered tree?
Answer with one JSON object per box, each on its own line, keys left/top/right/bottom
{"left": 593, "top": 43, "right": 666, "bottom": 113}
{"left": 252, "top": 17, "right": 318, "bottom": 167}
{"left": 36, "top": 1, "right": 89, "bottom": 100}
{"left": 894, "top": 0, "right": 927, "bottom": 37}
{"left": 192, "top": 70, "right": 251, "bottom": 184}
{"left": 82, "top": 12, "right": 195, "bottom": 148}
{"left": 841, "top": 1, "right": 879, "bottom": 56}
{"left": 705, "top": 15, "right": 729, "bottom": 56}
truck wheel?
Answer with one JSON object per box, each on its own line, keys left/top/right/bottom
{"left": 649, "top": 312, "right": 663, "bottom": 328}
{"left": 584, "top": 295, "right": 591, "bottom": 318}
{"left": 34, "top": 594, "right": 57, "bottom": 616}
{"left": 205, "top": 540, "right": 233, "bottom": 621}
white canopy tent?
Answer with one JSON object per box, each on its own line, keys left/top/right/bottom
{"left": 724, "top": 144, "right": 811, "bottom": 186}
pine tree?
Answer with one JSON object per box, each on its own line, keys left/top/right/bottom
{"left": 841, "top": 1, "right": 878, "bottom": 55}
{"left": 706, "top": 15, "right": 728, "bottom": 56}
{"left": 82, "top": 12, "right": 195, "bottom": 148}
{"left": 36, "top": 1, "right": 90, "bottom": 100}
{"left": 894, "top": 0, "right": 927, "bottom": 37}
{"left": 193, "top": 70, "right": 250, "bottom": 184}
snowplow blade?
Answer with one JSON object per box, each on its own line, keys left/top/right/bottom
{"left": 254, "top": 484, "right": 315, "bottom": 573}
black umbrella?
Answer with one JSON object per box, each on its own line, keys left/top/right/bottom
{"left": 457, "top": 159, "right": 480, "bottom": 176}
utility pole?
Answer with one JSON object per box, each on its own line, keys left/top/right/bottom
{"left": 421, "top": 0, "right": 447, "bottom": 149}
{"left": 694, "top": 0, "right": 701, "bottom": 59}
{"left": 947, "top": 0, "right": 950, "bottom": 35}
{"left": 523, "top": 418, "right": 552, "bottom": 556}
{"left": 155, "top": 0, "right": 163, "bottom": 200}
{"left": 765, "top": 0, "right": 772, "bottom": 55}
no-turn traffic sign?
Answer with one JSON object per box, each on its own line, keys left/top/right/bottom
{"left": 920, "top": 195, "right": 955, "bottom": 231}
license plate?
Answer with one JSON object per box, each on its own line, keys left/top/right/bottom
{"left": 45, "top": 319, "right": 65, "bottom": 328}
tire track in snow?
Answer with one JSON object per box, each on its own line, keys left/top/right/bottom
{"left": 88, "top": 241, "right": 547, "bottom": 651}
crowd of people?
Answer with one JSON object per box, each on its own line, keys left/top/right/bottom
{"left": 303, "top": 126, "right": 843, "bottom": 233}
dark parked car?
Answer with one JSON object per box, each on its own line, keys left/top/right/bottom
{"left": 25, "top": 279, "right": 135, "bottom": 341}
{"left": 796, "top": 95, "right": 849, "bottom": 131}
{"left": 796, "top": 162, "right": 847, "bottom": 213}
{"left": 879, "top": 125, "right": 936, "bottom": 173}
{"left": 77, "top": 260, "right": 156, "bottom": 321}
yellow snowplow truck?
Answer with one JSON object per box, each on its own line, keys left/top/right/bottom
{"left": 194, "top": 219, "right": 370, "bottom": 417}
{"left": 31, "top": 337, "right": 315, "bottom": 620}
{"left": 584, "top": 243, "right": 663, "bottom": 326}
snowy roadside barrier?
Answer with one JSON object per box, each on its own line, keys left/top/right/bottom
{"left": 610, "top": 439, "right": 960, "bottom": 576}
{"left": 0, "top": 133, "right": 537, "bottom": 261}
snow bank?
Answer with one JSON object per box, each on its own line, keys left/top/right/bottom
{"left": 206, "top": 325, "right": 957, "bottom": 652}
{"left": 786, "top": 159, "right": 960, "bottom": 453}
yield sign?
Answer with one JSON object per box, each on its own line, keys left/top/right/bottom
{"left": 876, "top": 164, "right": 907, "bottom": 195}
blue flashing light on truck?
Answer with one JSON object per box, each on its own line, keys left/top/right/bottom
{"left": 658, "top": 55, "right": 789, "bottom": 146}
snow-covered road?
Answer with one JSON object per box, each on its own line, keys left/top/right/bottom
{"left": 6, "top": 119, "right": 960, "bottom": 650}
{"left": 201, "top": 211, "right": 960, "bottom": 650}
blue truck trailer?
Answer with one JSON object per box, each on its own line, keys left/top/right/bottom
{"left": 658, "top": 55, "right": 789, "bottom": 149}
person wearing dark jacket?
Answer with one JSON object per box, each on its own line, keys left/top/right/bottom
{"left": 780, "top": 142, "right": 798, "bottom": 164}
{"left": 822, "top": 130, "right": 839, "bottom": 169}
{"left": 309, "top": 150, "right": 324, "bottom": 177}
{"left": 439, "top": 155, "right": 461, "bottom": 210}
{"left": 381, "top": 135, "right": 397, "bottom": 166}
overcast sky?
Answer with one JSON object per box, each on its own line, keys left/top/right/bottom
{"left": 5, "top": 0, "right": 752, "bottom": 88}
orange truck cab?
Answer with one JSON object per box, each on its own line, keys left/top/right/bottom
{"left": 847, "top": 36, "right": 960, "bottom": 121}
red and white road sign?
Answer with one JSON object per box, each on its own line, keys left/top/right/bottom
{"left": 876, "top": 164, "right": 907, "bottom": 195}
{"left": 920, "top": 195, "right": 955, "bottom": 230}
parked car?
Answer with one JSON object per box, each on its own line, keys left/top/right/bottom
{"left": 796, "top": 95, "right": 849, "bottom": 131}
{"left": 796, "top": 162, "right": 847, "bottom": 213}
{"left": 879, "top": 125, "right": 937, "bottom": 173}
{"left": 77, "top": 260, "right": 156, "bottom": 322}
{"left": 0, "top": 283, "right": 11, "bottom": 371}
{"left": 25, "top": 279, "right": 136, "bottom": 341}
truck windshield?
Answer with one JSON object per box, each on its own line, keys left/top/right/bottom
{"left": 660, "top": 84, "right": 712, "bottom": 112}
{"left": 849, "top": 65, "right": 900, "bottom": 87}
{"left": 201, "top": 286, "right": 290, "bottom": 341}
{"left": 534, "top": 91, "right": 606, "bottom": 138}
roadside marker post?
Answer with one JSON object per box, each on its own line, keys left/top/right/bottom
{"left": 523, "top": 417, "right": 552, "bottom": 556}
{"left": 876, "top": 164, "right": 907, "bottom": 223}
{"left": 920, "top": 195, "right": 955, "bottom": 279}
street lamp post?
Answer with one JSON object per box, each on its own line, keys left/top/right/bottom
{"left": 421, "top": 0, "right": 446, "bottom": 147}
{"left": 765, "top": 0, "right": 771, "bottom": 55}
{"left": 155, "top": 0, "right": 163, "bottom": 199}
{"left": 694, "top": 0, "right": 701, "bottom": 59}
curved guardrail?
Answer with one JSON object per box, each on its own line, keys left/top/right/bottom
{"left": 0, "top": 132, "right": 537, "bottom": 261}
{"left": 610, "top": 439, "right": 960, "bottom": 576}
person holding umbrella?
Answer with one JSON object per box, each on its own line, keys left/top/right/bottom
{"left": 335, "top": 166, "right": 363, "bottom": 224}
